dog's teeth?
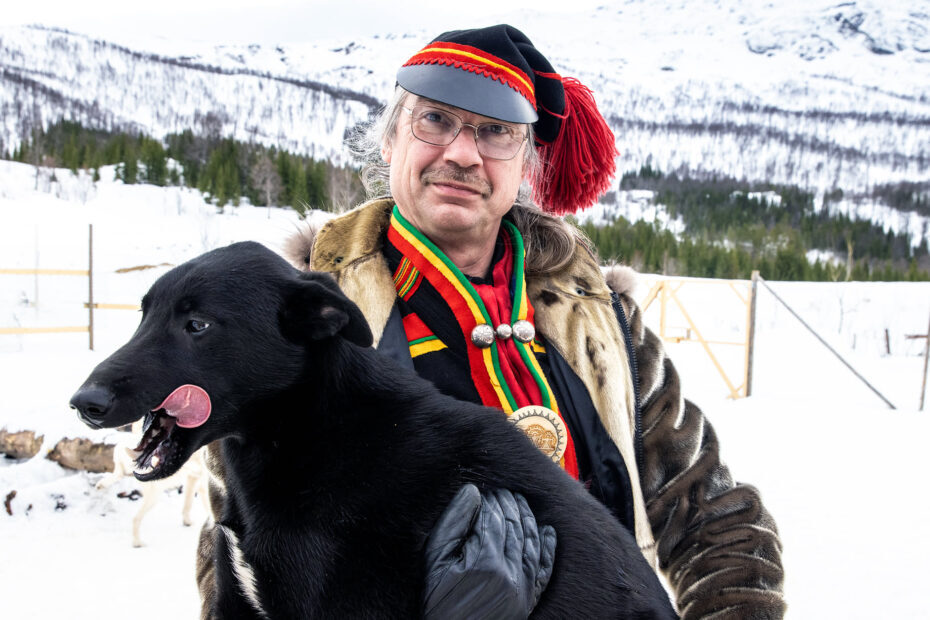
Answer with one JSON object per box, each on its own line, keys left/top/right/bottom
{"left": 142, "top": 412, "right": 156, "bottom": 434}
{"left": 151, "top": 454, "right": 160, "bottom": 467}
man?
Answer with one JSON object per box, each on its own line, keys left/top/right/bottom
{"left": 201, "top": 24, "right": 786, "bottom": 618}
{"left": 313, "top": 24, "right": 785, "bottom": 618}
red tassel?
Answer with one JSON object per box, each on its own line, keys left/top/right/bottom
{"left": 533, "top": 77, "right": 618, "bottom": 215}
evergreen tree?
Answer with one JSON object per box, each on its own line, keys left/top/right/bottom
{"left": 199, "top": 139, "right": 241, "bottom": 206}
{"left": 140, "top": 138, "right": 168, "bottom": 186}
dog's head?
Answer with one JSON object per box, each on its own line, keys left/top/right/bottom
{"left": 69, "top": 241, "right": 372, "bottom": 481}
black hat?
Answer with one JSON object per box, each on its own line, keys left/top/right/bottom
{"left": 396, "top": 24, "right": 617, "bottom": 215}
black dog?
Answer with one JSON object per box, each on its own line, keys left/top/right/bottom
{"left": 70, "top": 241, "right": 677, "bottom": 619}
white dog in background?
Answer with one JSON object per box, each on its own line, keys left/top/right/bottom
{"left": 95, "top": 421, "right": 209, "bottom": 547}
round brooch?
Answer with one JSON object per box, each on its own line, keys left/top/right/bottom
{"left": 470, "top": 324, "right": 495, "bottom": 348}
{"left": 512, "top": 319, "right": 535, "bottom": 343}
{"left": 495, "top": 323, "right": 513, "bottom": 340}
{"left": 508, "top": 406, "right": 567, "bottom": 463}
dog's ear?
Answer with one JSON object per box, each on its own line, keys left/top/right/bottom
{"left": 282, "top": 274, "right": 374, "bottom": 348}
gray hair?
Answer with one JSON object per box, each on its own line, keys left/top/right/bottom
{"left": 348, "top": 85, "right": 591, "bottom": 275}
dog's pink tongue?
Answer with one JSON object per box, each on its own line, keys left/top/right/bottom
{"left": 154, "top": 385, "right": 211, "bottom": 428}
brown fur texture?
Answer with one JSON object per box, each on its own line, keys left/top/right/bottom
{"left": 282, "top": 219, "right": 326, "bottom": 272}
{"left": 197, "top": 444, "right": 228, "bottom": 619}
{"left": 201, "top": 199, "right": 786, "bottom": 619}
{"left": 618, "top": 289, "right": 785, "bottom": 619}
{"left": 603, "top": 263, "right": 641, "bottom": 299}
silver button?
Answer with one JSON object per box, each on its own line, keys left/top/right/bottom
{"left": 512, "top": 320, "right": 535, "bottom": 343}
{"left": 470, "top": 324, "right": 495, "bottom": 348}
{"left": 495, "top": 323, "right": 513, "bottom": 340}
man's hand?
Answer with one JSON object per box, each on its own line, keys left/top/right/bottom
{"left": 423, "top": 484, "right": 557, "bottom": 620}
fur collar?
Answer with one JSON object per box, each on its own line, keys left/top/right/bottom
{"left": 285, "top": 200, "right": 641, "bottom": 304}
{"left": 309, "top": 200, "right": 394, "bottom": 274}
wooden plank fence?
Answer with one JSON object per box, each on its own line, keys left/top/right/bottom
{"left": 1, "top": 225, "right": 143, "bottom": 349}
{"left": 1, "top": 226, "right": 914, "bottom": 407}
{"left": 637, "top": 273, "right": 757, "bottom": 399}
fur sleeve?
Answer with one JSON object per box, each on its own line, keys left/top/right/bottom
{"left": 195, "top": 442, "right": 227, "bottom": 619}
{"left": 618, "top": 284, "right": 786, "bottom": 619}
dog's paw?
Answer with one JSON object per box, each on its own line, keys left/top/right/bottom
{"left": 132, "top": 539, "right": 145, "bottom": 548}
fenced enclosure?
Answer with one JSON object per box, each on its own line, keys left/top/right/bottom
{"left": 0, "top": 225, "right": 167, "bottom": 353}
{"left": 3, "top": 223, "right": 928, "bottom": 408}
{"left": 635, "top": 273, "right": 930, "bottom": 408}
{"left": 635, "top": 275, "right": 756, "bottom": 400}
{"left": 0, "top": 268, "right": 91, "bottom": 337}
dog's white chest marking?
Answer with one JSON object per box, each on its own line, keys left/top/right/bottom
{"left": 220, "top": 525, "right": 270, "bottom": 619}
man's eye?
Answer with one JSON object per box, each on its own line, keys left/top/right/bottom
{"left": 484, "top": 124, "right": 509, "bottom": 136}
{"left": 186, "top": 319, "right": 211, "bottom": 333}
{"left": 421, "top": 109, "right": 453, "bottom": 127}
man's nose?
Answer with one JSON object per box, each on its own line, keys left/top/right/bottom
{"left": 442, "top": 126, "right": 483, "bottom": 168}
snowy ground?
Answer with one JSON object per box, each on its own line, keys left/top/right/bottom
{"left": 1, "top": 160, "right": 929, "bottom": 618}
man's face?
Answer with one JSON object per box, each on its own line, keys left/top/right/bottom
{"left": 383, "top": 96, "right": 528, "bottom": 252}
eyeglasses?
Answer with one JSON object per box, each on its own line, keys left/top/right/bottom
{"left": 401, "top": 104, "right": 528, "bottom": 161}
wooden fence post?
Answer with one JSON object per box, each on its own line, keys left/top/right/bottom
{"left": 88, "top": 224, "right": 94, "bottom": 351}
{"left": 920, "top": 311, "right": 930, "bottom": 411}
{"left": 34, "top": 226, "right": 40, "bottom": 308}
{"left": 745, "top": 271, "right": 759, "bottom": 397}
{"left": 659, "top": 281, "right": 667, "bottom": 340}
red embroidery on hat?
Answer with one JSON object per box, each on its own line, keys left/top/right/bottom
{"left": 538, "top": 102, "right": 569, "bottom": 120}
{"left": 533, "top": 69, "right": 562, "bottom": 80}
{"left": 404, "top": 42, "right": 536, "bottom": 108}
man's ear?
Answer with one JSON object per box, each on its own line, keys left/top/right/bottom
{"left": 282, "top": 275, "right": 373, "bottom": 348}
{"left": 381, "top": 140, "right": 392, "bottom": 163}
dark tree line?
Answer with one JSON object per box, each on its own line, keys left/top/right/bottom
{"left": 8, "top": 122, "right": 929, "bottom": 281}
{"left": 578, "top": 215, "right": 927, "bottom": 282}
{"left": 588, "top": 165, "right": 930, "bottom": 281}
{"left": 8, "top": 120, "right": 364, "bottom": 213}
{"left": 870, "top": 181, "right": 930, "bottom": 216}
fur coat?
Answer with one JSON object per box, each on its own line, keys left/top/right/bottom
{"left": 199, "top": 199, "right": 786, "bottom": 619}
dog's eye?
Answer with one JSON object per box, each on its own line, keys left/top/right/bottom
{"left": 186, "top": 319, "right": 211, "bottom": 333}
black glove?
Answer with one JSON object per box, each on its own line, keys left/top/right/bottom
{"left": 423, "top": 484, "right": 557, "bottom": 620}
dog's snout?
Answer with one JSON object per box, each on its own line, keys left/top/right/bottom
{"left": 70, "top": 384, "right": 115, "bottom": 427}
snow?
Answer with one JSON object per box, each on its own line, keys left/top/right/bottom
{"left": 2, "top": 159, "right": 930, "bottom": 617}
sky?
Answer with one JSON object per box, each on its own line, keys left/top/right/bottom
{"left": 0, "top": 0, "right": 607, "bottom": 44}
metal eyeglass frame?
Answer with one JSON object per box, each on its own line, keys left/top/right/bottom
{"left": 400, "top": 104, "right": 528, "bottom": 161}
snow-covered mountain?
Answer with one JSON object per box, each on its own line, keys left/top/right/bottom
{"left": 1, "top": 1, "right": 928, "bottom": 200}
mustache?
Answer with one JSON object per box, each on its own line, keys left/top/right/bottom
{"left": 421, "top": 166, "right": 492, "bottom": 198}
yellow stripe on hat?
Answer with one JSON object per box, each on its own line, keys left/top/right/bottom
{"left": 419, "top": 45, "right": 535, "bottom": 98}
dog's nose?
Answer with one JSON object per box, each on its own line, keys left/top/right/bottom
{"left": 70, "top": 384, "right": 115, "bottom": 428}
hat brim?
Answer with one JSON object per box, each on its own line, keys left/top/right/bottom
{"left": 397, "top": 63, "right": 538, "bottom": 124}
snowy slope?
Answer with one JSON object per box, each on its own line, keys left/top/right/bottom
{"left": 2, "top": 0, "right": 929, "bottom": 191}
